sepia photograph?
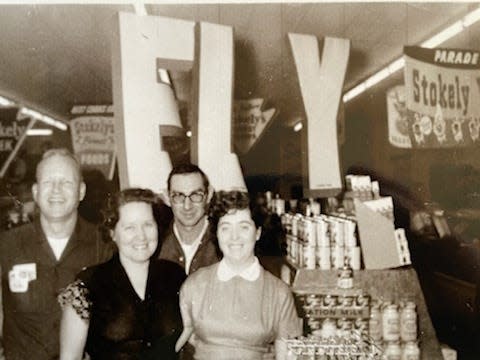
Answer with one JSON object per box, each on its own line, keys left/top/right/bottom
{"left": 0, "top": 2, "right": 479, "bottom": 359}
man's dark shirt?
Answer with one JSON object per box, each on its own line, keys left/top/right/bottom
{"left": 0, "top": 216, "right": 114, "bottom": 360}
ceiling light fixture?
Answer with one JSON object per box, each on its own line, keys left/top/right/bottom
{"left": 18, "top": 107, "right": 68, "bottom": 131}
{"left": 343, "top": 6, "right": 480, "bottom": 103}
{"left": 293, "top": 122, "right": 303, "bottom": 132}
{"left": 27, "top": 128, "right": 53, "bottom": 136}
{"left": 158, "top": 69, "right": 172, "bottom": 85}
{"left": 0, "top": 95, "right": 14, "bottom": 107}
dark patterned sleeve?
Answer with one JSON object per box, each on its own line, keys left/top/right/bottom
{"left": 58, "top": 279, "right": 91, "bottom": 321}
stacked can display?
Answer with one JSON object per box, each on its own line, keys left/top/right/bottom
{"left": 290, "top": 295, "right": 421, "bottom": 360}
{"left": 372, "top": 300, "right": 420, "bottom": 360}
{"left": 282, "top": 213, "right": 361, "bottom": 270}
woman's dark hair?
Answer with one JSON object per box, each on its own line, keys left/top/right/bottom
{"left": 102, "top": 188, "right": 159, "bottom": 230}
{"left": 208, "top": 191, "right": 266, "bottom": 234}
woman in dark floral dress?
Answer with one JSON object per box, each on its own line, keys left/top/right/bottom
{"left": 58, "top": 188, "right": 185, "bottom": 360}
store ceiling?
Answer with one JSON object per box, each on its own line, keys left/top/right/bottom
{"left": 0, "top": 2, "right": 478, "bottom": 126}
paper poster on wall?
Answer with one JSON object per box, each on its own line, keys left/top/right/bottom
{"left": 233, "top": 98, "right": 277, "bottom": 155}
{"left": 387, "top": 85, "right": 412, "bottom": 148}
{"left": 404, "top": 46, "right": 480, "bottom": 148}
{"left": 70, "top": 116, "right": 116, "bottom": 180}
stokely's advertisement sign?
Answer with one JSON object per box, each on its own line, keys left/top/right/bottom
{"left": 0, "top": 108, "right": 27, "bottom": 165}
{"left": 70, "top": 115, "right": 116, "bottom": 180}
{"left": 403, "top": 46, "right": 480, "bottom": 148}
{"left": 233, "top": 98, "right": 277, "bottom": 155}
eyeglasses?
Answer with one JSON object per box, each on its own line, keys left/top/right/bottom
{"left": 170, "top": 191, "right": 206, "bottom": 204}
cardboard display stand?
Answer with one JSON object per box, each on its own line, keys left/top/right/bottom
{"left": 290, "top": 267, "right": 444, "bottom": 359}
{"left": 354, "top": 198, "right": 404, "bottom": 269}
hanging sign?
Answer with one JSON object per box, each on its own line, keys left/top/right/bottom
{"left": 233, "top": 98, "right": 277, "bottom": 155}
{"left": 0, "top": 108, "right": 24, "bottom": 160}
{"left": 70, "top": 115, "right": 116, "bottom": 180}
{"left": 387, "top": 85, "right": 412, "bottom": 148}
{"left": 0, "top": 107, "right": 31, "bottom": 178}
{"left": 404, "top": 46, "right": 480, "bottom": 148}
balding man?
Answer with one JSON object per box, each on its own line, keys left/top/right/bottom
{"left": 0, "top": 148, "right": 113, "bottom": 360}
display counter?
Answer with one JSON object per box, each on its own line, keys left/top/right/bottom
{"left": 290, "top": 266, "right": 443, "bottom": 359}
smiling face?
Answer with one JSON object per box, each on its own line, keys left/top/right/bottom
{"left": 32, "top": 154, "right": 85, "bottom": 223}
{"left": 113, "top": 201, "right": 158, "bottom": 265}
{"left": 217, "top": 208, "right": 261, "bottom": 268}
{"left": 169, "top": 173, "right": 210, "bottom": 230}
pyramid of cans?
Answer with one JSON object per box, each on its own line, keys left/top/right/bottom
{"left": 282, "top": 213, "right": 361, "bottom": 270}
{"left": 286, "top": 294, "right": 420, "bottom": 359}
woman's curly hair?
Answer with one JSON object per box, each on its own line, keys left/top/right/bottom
{"left": 208, "top": 191, "right": 266, "bottom": 234}
{"left": 100, "top": 188, "right": 172, "bottom": 242}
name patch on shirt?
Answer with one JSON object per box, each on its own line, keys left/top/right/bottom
{"left": 8, "top": 263, "right": 36, "bottom": 293}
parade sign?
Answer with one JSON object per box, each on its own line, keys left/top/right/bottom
{"left": 233, "top": 98, "right": 277, "bottom": 155}
{"left": 404, "top": 46, "right": 480, "bottom": 148}
{"left": 70, "top": 116, "right": 116, "bottom": 180}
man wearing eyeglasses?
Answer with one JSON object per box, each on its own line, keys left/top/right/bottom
{"left": 158, "top": 164, "right": 220, "bottom": 274}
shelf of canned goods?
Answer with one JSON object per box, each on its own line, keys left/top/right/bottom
{"left": 285, "top": 266, "right": 443, "bottom": 359}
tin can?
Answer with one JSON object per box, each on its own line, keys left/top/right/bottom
{"left": 356, "top": 293, "right": 371, "bottom": 307}
{"left": 291, "top": 215, "right": 299, "bottom": 237}
{"left": 304, "top": 244, "right": 316, "bottom": 269}
{"left": 307, "top": 318, "right": 321, "bottom": 331}
{"left": 369, "top": 304, "right": 383, "bottom": 341}
{"left": 383, "top": 304, "right": 400, "bottom": 341}
{"left": 304, "top": 218, "right": 316, "bottom": 245}
{"left": 323, "top": 294, "right": 337, "bottom": 307}
{"left": 339, "top": 295, "right": 355, "bottom": 307}
{"left": 354, "top": 318, "right": 369, "bottom": 334}
{"left": 344, "top": 220, "right": 357, "bottom": 247}
{"left": 297, "top": 219, "right": 304, "bottom": 242}
{"left": 349, "top": 246, "right": 362, "bottom": 270}
{"left": 337, "top": 265, "right": 354, "bottom": 289}
{"left": 402, "top": 341, "right": 420, "bottom": 360}
{"left": 315, "top": 217, "right": 329, "bottom": 247}
{"left": 337, "top": 318, "right": 353, "bottom": 337}
{"left": 384, "top": 341, "right": 402, "bottom": 360}
{"left": 400, "top": 302, "right": 417, "bottom": 341}
{"left": 336, "top": 218, "right": 346, "bottom": 247}
{"left": 297, "top": 241, "right": 304, "bottom": 268}
{"left": 290, "top": 237, "right": 298, "bottom": 264}
{"left": 321, "top": 318, "right": 337, "bottom": 338}
{"left": 331, "top": 246, "right": 344, "bottom": 269}
{"left": 317, "top": 246, "right": 331, "bottom": 270}
{"left": 286, "top": 234, "right": 294, "bottom": 260}
{"left": 305, "top": 294, "right": 321, "bottom": 307}
{"left": 329, "top": 219, "right": 340, "bottom": 246}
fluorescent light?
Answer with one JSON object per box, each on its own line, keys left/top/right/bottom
{"left": 293, "top": 122, "right": 303, "bottom": 132}
{"left": 463, "top": 7, "right": 480, "bottom": 27}
{"left": 343, "top": 83, "right": 366, "bottom": 102}
{"left": 18, "top": 107, "right": 68, "bottom": 131}
{"left": 0, "top": 95, "right": 14, "bottom": 107}
{"left": 27, "top": 128, "right": 53, "bottom": 136}
{"left": 388, "top": 58, "right": 405, "bottom": 74}
{"left": 158, "top": 69, "right": 171, "bottom": 85}
{"left": 365, "top": 68, "right": 391, "bottom": 88}
{"left": 186, "top": 130, "right": 192, "bottom": 137}
{"left": 421, "top": 20, "right": 463, "bottom": 48}
{"left": 343, "top": 6, "right": 480, "bottom": 103}
{"left": 42, "top": 116, "right": 68, "bottom": 131}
